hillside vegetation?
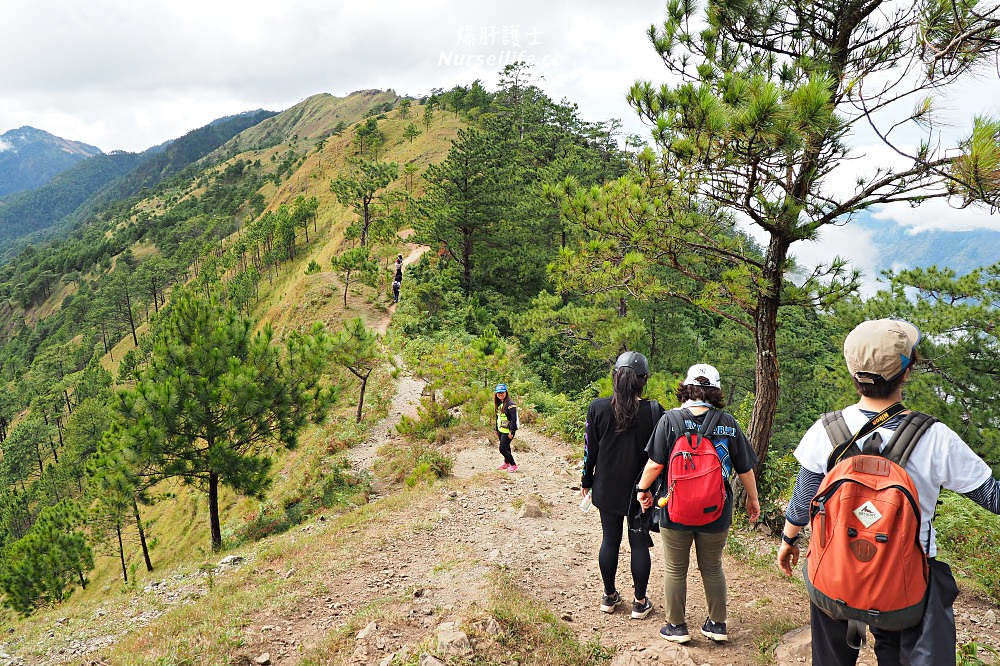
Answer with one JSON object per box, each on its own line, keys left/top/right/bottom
{"left": 0, "top": 61, "right": 998, "bottom": 666}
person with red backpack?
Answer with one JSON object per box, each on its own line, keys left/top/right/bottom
{"left": 776, "top": 319, "right": 1000, "bottom": 666}
{"left": 635, "top": 364, "right": 760, "bottom": 644}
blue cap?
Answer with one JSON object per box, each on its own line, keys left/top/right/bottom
{"left": 495, "top": 383, "right": 508, "bottom": 393}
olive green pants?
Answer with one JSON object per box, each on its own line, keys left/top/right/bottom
{"left": 660, "top": 528, "right": 728, "bottom": 626}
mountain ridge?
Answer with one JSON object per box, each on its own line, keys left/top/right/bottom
{"left": 0, "top": 126, "right": 103, "bottom": 199}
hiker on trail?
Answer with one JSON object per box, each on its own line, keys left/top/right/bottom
{"left": 391, "top": 278, "right": 400, "bottom": 303}
{"left": 635, "top": 363, "right": 760, "bottom": 644}
{"left": 394, "top": 266, "right": 403, "bottom": 284}
{"left": 494, "top": 384, "right": 518, "bottom": 472}
{"left": 777, "top": 319, "right": 1000, "bottom": 666}
{"left": 581, "top": 351, "right": 665, "bottom": 620}
{"left": 394, "top": 254, "right": 403, "bottom": 273}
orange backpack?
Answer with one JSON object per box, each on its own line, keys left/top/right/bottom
{"left": 803, "top": 410, "right": 936, "bottom": 647}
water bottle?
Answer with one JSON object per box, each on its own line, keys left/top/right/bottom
{"left": 579, "top": 491, "right": 593, "bottom": 513}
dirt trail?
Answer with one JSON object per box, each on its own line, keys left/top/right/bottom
{"left": 326, "top": 362, "right": 1000, "bottom": 665}
{"left": 375, "top": 242, "right": 428, "bottom": 335}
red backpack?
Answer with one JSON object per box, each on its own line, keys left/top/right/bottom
{"left": 659, "top": 409, "right": 726, "bottom": 526}
{"left": 804, "top": 409, "right": 936, "bottom": 647}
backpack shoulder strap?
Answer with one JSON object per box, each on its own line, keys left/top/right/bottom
{"left": 664, "top": 409, "right": 688, "bottom": 439}
{"left": 648, "top": 399, "right": 664, "bottom": 423}
{"left": 697, "top": 409, "right": 724, "bottom": 439}
{"left": 881, "top": 411, "right": 937, "bottom": 467}
{"left": 822, "top": 411, "right": 855, "bottom": 471}
{"left": 821, "top": 410, "right": 851, "bottom": 446}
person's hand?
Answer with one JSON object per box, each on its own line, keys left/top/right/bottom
{"left": 581, "top": 488, "right": 590, "bottom": 498}
{"left": 638, "top": 491, "right": 653, "bottom": 511}
{"left": 777, "top": 541, "right": 799, "bottom": 576}
{"left": 746, "top": 496, "right": 761, "bottom": 524}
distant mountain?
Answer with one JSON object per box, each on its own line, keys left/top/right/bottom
{"left": 0, "top": 110, "right": 278, "bottom": 254}
{"left": 214, "top": 91, "right": 399, "bottom": 158}
{"left": 68, "top": 109, "right": 279, "bottom": 222}
{"left": 0, "top": 126, "right": 102, "bottom": 198}
{"left": 855, "top": 216, "right": 1000, "bottom": 278}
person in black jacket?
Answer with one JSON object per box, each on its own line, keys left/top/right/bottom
{"left": 582, "top": 351, "right": 665, "bottom": 620}
{"left": 494, "top": 383, "right": 518, "bottom": 471}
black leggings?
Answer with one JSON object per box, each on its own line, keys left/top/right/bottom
{"left": 498, "top": 433, "right": 515, "bottom": 465}
{"left": 598, "top": 509, "right": 651, "bottom": 600}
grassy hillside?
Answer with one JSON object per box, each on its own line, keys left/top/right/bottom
{"left": 0, "top": 91, "right": 466, "bottom": 656}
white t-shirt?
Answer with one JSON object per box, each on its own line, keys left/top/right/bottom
{"left": 793, "top": 404, "right": 992, "bottom": 557}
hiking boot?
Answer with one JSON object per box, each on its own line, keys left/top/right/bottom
{"left": 599, "top": 590, "right": 622, "bottom": 613}
{"left": 659, "top": 623, "right": 691, "bottom": 643}
{"left": 507, "top": 464, "right": 518, "bottom": 472}
{"left": 701, "top": 617, "right": 728, "bottom": 642}
{"left": 497, "top": 463, "right": 511, "bottom": 470}
{"left": 630, "top": 598, "right": 653, "bottom": 619}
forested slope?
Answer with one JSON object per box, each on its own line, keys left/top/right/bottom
{"left": 0, "top": 69, "right": 997, "bottom": 666}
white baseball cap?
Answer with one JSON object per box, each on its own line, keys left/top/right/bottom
{"left": 683, "top": 364, "right": 721, "bottom": 388}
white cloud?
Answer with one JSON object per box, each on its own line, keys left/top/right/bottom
{"left": 0, "top": 0, "right": 668, "bottom": 152}
{"left": 0, "top": 138, "right": 12, "bottom": 153}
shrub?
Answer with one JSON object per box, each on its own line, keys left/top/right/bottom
{"left": 396, "top": 398, "right": 456, "bottom": 442}
{"left": 378, "top": 441, "right": 454, "bottom": 485}
{"left": 935, "top": 491, "right": 1000, "bottom": 603}
{"left": 231, "top": 458, "right": 368, "bottom": 544}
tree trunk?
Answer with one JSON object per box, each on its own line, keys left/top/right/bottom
{"left": 209, "top": 471, "right": 222, "bottom": 551}
{"left": 748, "top": 233, "right": 789, "bottom": 473}
{"left": 134, "top": 497, "right": 154, "bottom": 572}
{"left": 355, "top": 370, "right": 371, "bottom": 423}
{"left": 117, "top": 522, "right": 128, "bottom": 582}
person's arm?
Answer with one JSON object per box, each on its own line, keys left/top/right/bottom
{"left": 964, "top": 478, "right": 1000, "bottom": 514}
{"left": 738, "top": 470, "right": 761, "bottom": 523}
{"left": 507, "top": 404, "right": 518, "bottom": 438}
{"left": 776, "top": 466, "right": 824, "bottom": 575}
{"left": 635, "top": 459, "right": 664, "bottom": 511}
{"left": 581, "top": 406, "right": 599, "bottom": 492}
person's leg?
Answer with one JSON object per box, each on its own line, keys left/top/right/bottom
{"left": 498, "top": 434, "right": 516, "bottom": 466}
{"left": 660, "top": 528, "right": 694, "bottom": 625}
{"left": 598, "top": 510, "right": 625, "bottom": 596}
{"left": 810, "top": 603, "right": 861, "bottom": 666}
{"left": 692, "top": 530, "right": 729, "bottom": 623}
{"left": 625, "top": 523, "right": 652, "bottom": 601}
{"left": 896, "top": 559, "right": 960, "bottom": 666}
{"left": 870, "top": 627, "right": 901, "bottom": 665}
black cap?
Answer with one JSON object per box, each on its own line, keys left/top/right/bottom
{"left": 614, "top": 351, "right": 649, "bottom": 376}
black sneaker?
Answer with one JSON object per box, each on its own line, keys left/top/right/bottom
{"left": 659, "top": 623, "right": 691, "bottom": 643}
{"left": 630, "top": 598, "right": 653, "bottom": 619}
{"left": 599, "top": 590, "right": 622, "bottom": 613}
{"left": 701, "top": 617, "right": 728, "bottom": 641}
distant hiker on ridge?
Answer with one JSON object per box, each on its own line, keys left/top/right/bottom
{"left": 581, "top": 351, "right": 664, "bottom": 620}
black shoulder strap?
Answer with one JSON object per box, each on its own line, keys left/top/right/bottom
{"left": 664, "top": 409, "right": 688, "bottom": 440}
{"left": 697, "top": 409, "right": 723, "bottom": 440}
{"left": 647, "top": 399, "right": 663, "bottom": 423}
{"left": 880, "top": 411, "right": 937, "bottom": 466}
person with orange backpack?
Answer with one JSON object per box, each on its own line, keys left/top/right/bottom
{"left": 777, "top": 319, "right": 1000, "bottom": 666}
{"left": 635, "top": 363, "right": 760, "bottom": 644}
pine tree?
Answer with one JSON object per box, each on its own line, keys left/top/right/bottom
{"left": 331, "top": 159, "right": 400, "bottom": 247}
{"left": 116, "top": 290, "right": 334, "bottom": 550}
{"left": 330, "top": 317, "right": 385, "bottom": 423}
{"left": 0, "top": 500, "right": 93, "bottom": 615}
